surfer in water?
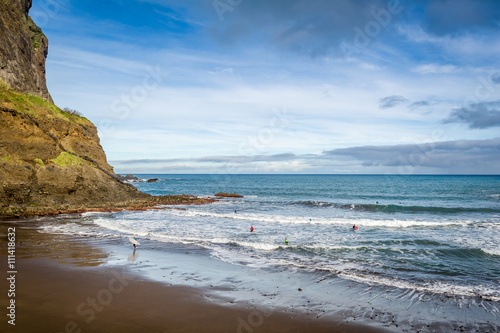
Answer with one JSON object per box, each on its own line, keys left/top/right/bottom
{"left": 250, "top": 226, "right": 254, "bottom": 232}
{"left": 352, "top": 225, "right": 359, "bottom": 230}
{"left": 285, "top": 237, "right": 288, "bottom": 245}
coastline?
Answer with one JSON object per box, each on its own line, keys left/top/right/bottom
{"left": 1, "top": 219, "right": 390, "bottom": 333}
{"left": 0, "top": 194, "right": 217, "bottom": 218}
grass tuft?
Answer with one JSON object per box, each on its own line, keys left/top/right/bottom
{"left": 50, "top": 152, "right": 84, "bottom": 167}
{"left": 0, "top": 78, "right": 11, "bottom": 90}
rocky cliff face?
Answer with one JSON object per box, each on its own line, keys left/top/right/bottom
{"left": 0, "top": 0, "right": 53, "bottom": 102}
{"left": 0, "top": 87, "right": 151, "bottom": 216}
{"left": 0, "top": 0, "right": 157, "bottom": 216}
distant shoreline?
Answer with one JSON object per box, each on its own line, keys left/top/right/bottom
{"left": 0, "top": 194, "right": 217, "bottom": 218}
{"left": 115, "top": 173, "right": 500, "bottom": 176}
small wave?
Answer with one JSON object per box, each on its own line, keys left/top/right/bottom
{"left": 80, "top": 218, "right": 282, "bottom": 252}
{"left": 350, "top": 203, "right": 500, "bottom": 215}
{"left": 210, "top": 243, "right": 500, "bottom": 301}
{"left": 482, "top": 248, "right": 500, "bottom": 257}
{"left": 292, "top": 200, "right": 500, "bottom": 214}
{"left": 166, "top": 209, "right": 471, "bottom": 228}
{"left": 80, "top": 211, "right": 110, "bottom": 217}
{"left": 338, "top": 271, "right": 500, "bottom": 302}
{"left": 292, "top": 200, "right": 335, "bottom": 207}
{"left": 230, "top": 240, "right": 280, "bottom": 251}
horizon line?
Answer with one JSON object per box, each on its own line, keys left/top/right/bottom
{"left": 116, "top": 173, "right": 500, "bottom": 176}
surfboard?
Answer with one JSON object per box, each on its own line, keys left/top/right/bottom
{"left": 128, "top": 237, "right": 140, "bottom": 246}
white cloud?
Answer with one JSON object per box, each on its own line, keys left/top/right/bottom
{"left": 412, "top": 64, "right": 458, "bottom": 74}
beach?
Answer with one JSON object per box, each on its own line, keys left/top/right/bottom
{"left": 1, "top": 219, "right": 392, "bottom": 333}
{"left": 2, "top": 1, "right": 499, "bottom": 332}
{"left": 2, "top": 174, "right": 499, "bottom": 333}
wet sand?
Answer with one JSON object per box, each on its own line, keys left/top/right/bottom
{"left": 0, "top": 220, "right": 390, "bottom": 333}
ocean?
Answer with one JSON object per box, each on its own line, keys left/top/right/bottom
{"left": 39, "top": 174, "right": 500, "bottom": 330}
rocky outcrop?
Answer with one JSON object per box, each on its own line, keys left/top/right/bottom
{"left": 214, "top": 193, "right": 244, "bottom": 198}
{"left": 115, "top": 174, "right": 139, "bottom": 182}
{"left": 0, "top": 0, "right": 53, "bottom": 102}
{"left": 0, "top": 87, "right": 154, "bottom": 216}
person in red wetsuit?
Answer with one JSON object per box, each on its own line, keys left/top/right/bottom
{"left": 250, "top": 226, "right": 254, "bottom": 232}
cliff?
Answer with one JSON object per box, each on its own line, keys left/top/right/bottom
{"left": 0, "top": 1, "right": 214, "bottom": 216}
{"left": 0, "top": 86, "right": 155, "bottom": 216}
{"left": 0, "top": 0, "right": 53, "bottom": 102}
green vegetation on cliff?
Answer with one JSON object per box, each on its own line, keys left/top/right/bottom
{"left": 0, "top": 84, "right": 147, "bottom": 216}
{"left": 50, "top": 152, "right": 85, "bottom": 167}
{"left": 28, "top": 16, "right": 45, "bottom": 52}
{"left": 0, "top": 77, "right": 11, "bottom": 90}
{"left": 0, "top": 86, "right": 89, "bottom": 124}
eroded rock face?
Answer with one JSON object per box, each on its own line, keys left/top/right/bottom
{"left": 0, "top": 89, "right": 151, "bottom": 216}
{"left": 0, "top": 0, "right": 53, "bottom": 103}
{"left": 0, "top": 1, "right": 154, "bottom": 216}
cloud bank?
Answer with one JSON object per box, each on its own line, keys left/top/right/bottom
{"left": 113, "top": 138, "right": 500, "bottom": 174}
{"left": 444, "top": 102, "right": 500, "bottom": 129}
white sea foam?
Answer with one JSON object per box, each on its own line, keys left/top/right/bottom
{"left": 165, "top": 209, "right": 471, "bottom": 228}
{"left": 36, "top": 202, "right": 500, "bottom": 303}
{"left": 80, "top": 211, "right": 109, "bottom": 217}
{"left": 338, "top": 271, "right": 500, "bottom": 302}
{"left": 481, "top": 248, "right": 500, "bottom": 257}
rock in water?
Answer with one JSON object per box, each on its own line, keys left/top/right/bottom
{"left": 214, "top": 193, "right": 244, "bottom": 198}
{"left": 125, "top": 174, "right": 139, "bottom": 181}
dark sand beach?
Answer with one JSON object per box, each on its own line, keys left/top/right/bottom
{"left": 1, "top": 219, "right": 390, "bottom": 333}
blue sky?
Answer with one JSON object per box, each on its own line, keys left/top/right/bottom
{"left": 31, "top": 0, "right": 500, "bottom": 174}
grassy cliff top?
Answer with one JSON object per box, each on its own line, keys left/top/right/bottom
{"left": 0, "top": 84, "right": 91, "bottom": 125}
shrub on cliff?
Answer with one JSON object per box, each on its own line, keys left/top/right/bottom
{"left": 62, "top": 107, "right": 83, "bottom": 117}
{"left": 0, "top": 78, "right": 11, "bottom": 90}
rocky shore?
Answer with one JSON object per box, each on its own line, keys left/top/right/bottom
{"left": 214, "top": 192, "right": 244, "bottom": 198}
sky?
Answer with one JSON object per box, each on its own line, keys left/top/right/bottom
{"left": 30, "top": 0, "right": 500, "bottom": 174}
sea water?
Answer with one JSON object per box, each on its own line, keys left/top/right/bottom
{"left": 39, "top": 175, "right": 500, "bottom": 328}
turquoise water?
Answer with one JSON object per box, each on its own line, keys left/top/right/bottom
{"left": 45, "top": 175, "right": 500, "bottom": 300}
{"left": 125, "top": 175, "right": 500, "bottom": 300}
